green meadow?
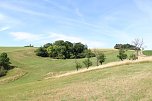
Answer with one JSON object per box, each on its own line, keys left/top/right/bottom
{"left": 0, "top": 47, "right": 151, "bottom": 101}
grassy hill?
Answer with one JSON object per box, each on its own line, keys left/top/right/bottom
{"left": 0, "top": 47, "right": 151, "bottom": 101}
{"left": 143, "top": 50, "right": 152, "bottom": 56}
{"left": 0, "top": 47, "right": 129, "bottom": 84}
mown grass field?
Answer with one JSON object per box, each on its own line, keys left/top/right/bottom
{"left": 0, "top": 47, "right": 151, "bottom": 101}
{"left": 0, "top": 62, "right": 152, "bottom": 101}
{"left": 0, "top": 47, "right": 133, "bottom": 84}
{"left": 143, "top": 50, "right": 152, "bottom": 56}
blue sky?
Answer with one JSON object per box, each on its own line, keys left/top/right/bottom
{"left": 0, "top": 0, "right": 152, "bottom": 49}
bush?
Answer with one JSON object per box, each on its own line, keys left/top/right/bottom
{"left": 97, "top": 53, "right": 106, "bottom": 65}
{"left": 83, "top": 58, "right": 92, "bottom": 69}
{"left": 35, "top": 47, "right": 48, "bottom": 57}
{"left": 129, "top": 54, "right": 138, "bottom": 60}
{"left": 117, "top": 49, "right": 127, "bottom": 61}
{"left": 0, "top": 67, "right": 7, "bottom": 77}
{"left": 0, "top": 52, "right": 11, "bottom": 70}
{"left": 0, "top": 52, "right": 11, "bottom": 77}
{"left": 75, "top": 60, "right": 82, "bottom": 71}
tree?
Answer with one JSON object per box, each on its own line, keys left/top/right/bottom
{"left": 117, "top": 49, "right": 127, "bottom": 61}
{"left": 98, "top": 53, "right": 106, "bottom": 65}
{"left": 0, "top": 53, "right": 11, "bottom": 77}
{"left": 73, "top": 42, "right": 88, "bottom": 58}
{"left": 82, "top": 49, "right": 94, "bottom": 68}
{"left": 35, "top": 47, "right": 48, "bottom": 57}
{"left": 129, "top": 53, "right": 138, "bottom": 60}
{"left": 43, "top": 43, "right": 52, "bottom": 48}
{"left": 36, "top": 40, "right": 94, "bottom": 59}
{"left": 93, "top": 49, "right": 99, "bottom": 66}
{"left": 93, "top": 49, "right": 105, "bottom": 66}
{"left": 0, "top": 52, "right": 11, "bottom": 70}
{"left": 47, "top": 45, "right": 58, "bottom": 58}
{"left": 83, "top": 58, "right": 92, "bottom": 69}
{"left": 132, "top": 38, "right": 144, "bottom": 56}
{"left": 75, "top": 60, "right": 82, "bottom": 71}
{"left": 114, "top": 44, "right": 137, "bottom": 50}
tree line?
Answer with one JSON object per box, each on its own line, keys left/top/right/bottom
{"left": 35, "top": 40, "right": 95, "bottom": 59}
{"left": 75, "top": 49, "right": 106, "bottom": 71}
{"left": 114, "top": 43, "right": 140, "bottom": 50}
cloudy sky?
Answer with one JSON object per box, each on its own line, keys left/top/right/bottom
{"left": 0, "top": 0, "right": 152, "bottom": 49}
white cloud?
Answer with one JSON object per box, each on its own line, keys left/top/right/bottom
{"left": 0, "top": 13, "right": 21, "bottom": 29}
{"left": 10, "top": 32, "right": 41, "bottom": 41}
{"left": 0, "top": 2, "right": 52, "bottom": 18}
{"left": 48, "top": 33, "right": 105, "bottom": 48}
{"left": 0, "top": 26, "right": 9, "bottom": 32}
{"left": 48, "top": 33, "right": 83, "bottom": 42}
{"left": 10, "top": 32, "right": 105, "bottom": 48}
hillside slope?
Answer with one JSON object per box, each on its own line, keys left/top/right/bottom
{"left": 0, "top": 47, "right": 124, "bottom": 84}
{"left": 1, "top": 47, "right": 150, "bottom": 101}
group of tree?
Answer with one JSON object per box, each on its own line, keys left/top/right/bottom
{"left": 35, "top": 40, "right": 95, "bottom": 59}
{"left": 75, "top": 49, "right": 106, "bottom": 71}
{"left": 117, "top": 38, "right": 144, "bottom": 61}
{"left": 0, "top": 53, "right": 11, "bottom": 77}
{"left": 24, "top": 44, "right": 34, "bottom": 47}
{"left": 114, "top": 43, "right": 139, "bottom": 50}
{"left": 117, "top": 48, "right": 138, "bottom": 61}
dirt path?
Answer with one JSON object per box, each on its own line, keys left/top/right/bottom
{"left": 45, "top": 56, "right": 152, "bottom": 79}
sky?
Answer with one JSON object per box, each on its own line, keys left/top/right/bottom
{"left": 0, "top": 0, "right": 152, "bottom": 49}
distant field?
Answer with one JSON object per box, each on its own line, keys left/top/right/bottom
{"left": 143, "top": 50, "right": 152, "bottom": 56}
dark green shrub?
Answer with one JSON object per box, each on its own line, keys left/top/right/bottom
{"left": 0, "top": 52, "right": 11, "bottom": 70}
{"left": 83, "top": 58, "right": 92, "bottom": 69}
{"left": 75, "top": 60, "right": 82, "bottom": 71}
{"left": 117, "top": 49, "right": 127, "bottom": 61}
{"left": 0, "top": 67, "right": 7, "bottom": 77}
{"left": 35, "top": 47, "right": 48, "bottom": 57}
{"left": 97, "top": 53, "right": 106, "bottom": 65}
{"left": 129, "top": 54, "right": 138, "bottom": 60}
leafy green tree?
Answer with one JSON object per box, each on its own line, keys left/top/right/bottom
{"left": 54, "top": 40, "right": 65, "bottom": 46}
{"left": 64, "top": 41, "right": 73, "bottom": 58}
{"left": 93, "top": 49, "right": 99, "bottom": 66}
{"left": 83, "top": 58, "right": 92, "bottom": 69}
{"left": 117, "top": 49, "right": 127, "bottom": 61}
{"left": 98, "top": 53, "right": 106, "bottom": 65}
{"left": 0, "top": 52, "right": 11, "bottom": 77}
{"left": 0, "top": 52, "right": 11, "bottom": 70}
{"left": 43, "top": 43, "right": 52, "bottom": 48}
{"left": 75, "top": 60, "right": 82, "bottom": 71}
{"left": 73, "top": 42, "right": 88, "bottom": 58}
{"left": 84, "top": 49, "right": 95, "bottom": 58}
{"left": 35, "top": 47, "right": 48, "bottom": 57}
{"left": 36, "top": 40, "right": 94, "bottom": 59}
{"left": 47, "top": 45, "right": 58, "bottom": 58}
